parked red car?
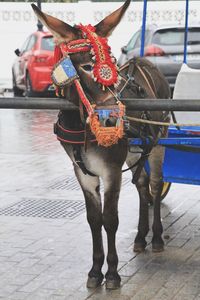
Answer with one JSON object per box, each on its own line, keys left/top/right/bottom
{"left": 12, "top": 30, "right": 55, "bottom": 97}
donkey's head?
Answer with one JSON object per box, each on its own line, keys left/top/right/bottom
{"left": 32, "top": 1, "right": 131, "bottom": 146}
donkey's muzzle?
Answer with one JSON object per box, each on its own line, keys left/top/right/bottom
{"left": 104, "top": 116, "right": 117, "bottom": 127}
{"left": 95, "top": 105, "right": 121, "bottom": 127}
{"left": 89, "top": 102, "right": 126, "bottom": 147}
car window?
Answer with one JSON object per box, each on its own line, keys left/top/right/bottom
{"left": 152, "top": 28, "right": 200, "bottom": 46}
{"left": 41, "top": 36, "right": 54, "bottom": 51}
{"left": 135, "top": 30, "right": 151, "bottom": 48}
{"left": 20, "top": 36, "right": 31, "bottom": 54}
{"left": 134, "top": 34, "right": 141, "bottom": 49}
{"left": 126, "top": 30, "right": 151, "bottom": 51}
{"left": 126, "top": 31, "right": 141, "bottom": 51}
{"left": 187, "top": 29, "right": 200, "bottom": 45}
{"left": 26, "top": 35, "right": 37, "bottom": 51}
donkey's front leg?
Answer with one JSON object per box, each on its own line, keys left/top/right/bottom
{"left": 74, "top": 167, "right": 104, "bottom": 288}
{"left": 102, "top": 168, "right": 122, "bottom": 290}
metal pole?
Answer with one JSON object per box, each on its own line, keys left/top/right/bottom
{"left": 1, "top": 98, "right": 200, "bottom": 111}
{"left": 37, "top": 0, "right": 43, "bottom": 31}
{"left": 183, "top": 0, "right": 189, "bottom": 64}
{"left": 123, "top": 98, "right": 200, "bottom": 111}
{"left": 140, "top": 0, "right": 148, "bottom": 57}
{"left": 0, "top": 98, "right": 77, "bottom": 110}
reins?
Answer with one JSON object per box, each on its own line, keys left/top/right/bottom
{"left": 126, "top": 116, "right": 200, "bottom": 127}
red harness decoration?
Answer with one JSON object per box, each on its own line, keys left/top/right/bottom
{"left": 60, "top": 39, "right": 91, "bottom": 54}
{"left": 74, "top": 80, "right": 94, "bottom": 116}
{"left": 54, "top": 24, "right": 119, "bottom": 88}
{"left": 53, "top": 45, "right": 64, "bottom": 96}
{"left": 89, "top": 102, "right": 125, "bottom": 147}
{"left": 77, "top": 24, "right": 118, "bottom": 87}
{"left": 53, "top": 45, "right": 63, "bottom": 64}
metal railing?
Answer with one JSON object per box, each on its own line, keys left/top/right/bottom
{"left": 1, "top": 97, "right": 200, "bottom": 111}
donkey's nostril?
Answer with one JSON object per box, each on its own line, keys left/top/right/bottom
{"left": 104, "top": 117, "right": 116, "bottom": 127}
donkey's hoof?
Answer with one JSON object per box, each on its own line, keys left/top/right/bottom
{"left": 105, "top": 273, "right": 121, "bottom": 290}
{"left": 133, "top": 243, "right": 146, "bottom": 253}
{"left": 106, "top": 279, "right": 121, "bottom": 290}
{"left": 87, "top": 275, "right": 103, "bottom": 289}
{"left": 152, "top": 243, "right": 164, "bottom": 253}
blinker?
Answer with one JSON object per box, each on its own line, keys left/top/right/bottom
{"left": 51, "top": 56, "right": 79, "bottom": 88}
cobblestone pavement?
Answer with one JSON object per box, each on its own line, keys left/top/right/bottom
{"left": 0, "top": 109, "right": 200, "bottom": 300}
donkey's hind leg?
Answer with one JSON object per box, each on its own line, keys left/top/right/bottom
{"left": 74, "top": 166, "right": 104, "bottom": 288}
{"left": 126, "top": 151, "right": 150, "bottom": 252}
{"left": 134, "top": 169, "right": 151, "bottom": 252}
{"left": 148, "top": 145, "right": 165, "bottom": 252}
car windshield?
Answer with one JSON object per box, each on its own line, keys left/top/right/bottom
{"left": 41, "top": 36, "right": 54, "bottom": 51}
{"left": 152, "top": 28, "right": 200, "bottom": 46}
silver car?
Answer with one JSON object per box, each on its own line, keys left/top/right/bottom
{"left": 118, "top": 24, "right": 200, "bottom": 92}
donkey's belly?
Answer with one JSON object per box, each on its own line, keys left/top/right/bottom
{"left": 61, "top": 141, "right": 127, "bottom": 177}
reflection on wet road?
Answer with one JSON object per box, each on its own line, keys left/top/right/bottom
{"left": 0, "top": 109, "right": 60, "bottom": 154}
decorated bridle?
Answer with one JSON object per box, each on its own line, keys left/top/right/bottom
{"left": 52, "top": 24, "right": 125, "bottom": 147}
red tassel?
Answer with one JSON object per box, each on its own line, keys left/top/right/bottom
{"left": 54, "top": 45, "right": 63, "bottom": 65}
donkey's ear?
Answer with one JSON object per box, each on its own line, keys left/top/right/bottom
{"left": 95, "top": 0, "right": 131, "bottom": 37}
{"left": 31, "top": 4, "right": 78, "bottom": 43}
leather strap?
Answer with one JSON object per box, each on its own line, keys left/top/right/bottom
{"left": 73, "top": 145, "right": 97, "bottom": 177}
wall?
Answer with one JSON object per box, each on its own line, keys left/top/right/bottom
{"left": 0, "top": 1, "right": 200, "bottom": 85}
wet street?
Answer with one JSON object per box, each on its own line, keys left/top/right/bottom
{"left": 0, "top": 106, "right": 200, "bottom": 300}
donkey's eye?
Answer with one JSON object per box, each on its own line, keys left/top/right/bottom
{"left": 82, "top": 64, "right": 93, "bottom": 72}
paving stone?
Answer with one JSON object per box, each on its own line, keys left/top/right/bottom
{"left": 149, "top": 287, "right": 174, "bottom": 300}
{"left": 173, "top": 294, "right": 196, "bottom": 300}
{"left": 7, "top": 291, "right": 29, "bottom": 300}
{"left": 6, "top": 251, "right": 33, "bottom": 263}
{"left": 18, "top": 274, "right": 55, "bottom": 293}
{"left": 9, "top": 273, "right": 37, "bottom": 286}
{"left": 0, "top": 285, "right": 20, "bottom": 298}
{"left": 167, "top": 237, "right": 188, "bottom": 247}
{"left": 17, "top": 257, "right": 40, "bottom": 268}
{"left": 21, "top": 288, "right": 59, "bottom": 300}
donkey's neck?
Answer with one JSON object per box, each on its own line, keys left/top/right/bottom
{"left": 59, "top": 110, "right": 84, "bottom": 130}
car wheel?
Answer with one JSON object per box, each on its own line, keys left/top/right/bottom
{"left": 12, "top": 73, "right": 23, "bottom": 97}
{"left": 25, "top": 74, "right": 37, "bottom": 97}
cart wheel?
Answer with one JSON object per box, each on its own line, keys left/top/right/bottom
{"left": 149, "top": 182, "right": 171, "bottom": 204}
{"left": 160, "top": 182, "right": 171, "bottom": 201}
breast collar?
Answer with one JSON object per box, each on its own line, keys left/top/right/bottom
{"left": 54, "top": 120, "right": 97, "bottom": 145}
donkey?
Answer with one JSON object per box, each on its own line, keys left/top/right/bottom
{"left": 32, "top": 0, "right": 171, "bottom": 290}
